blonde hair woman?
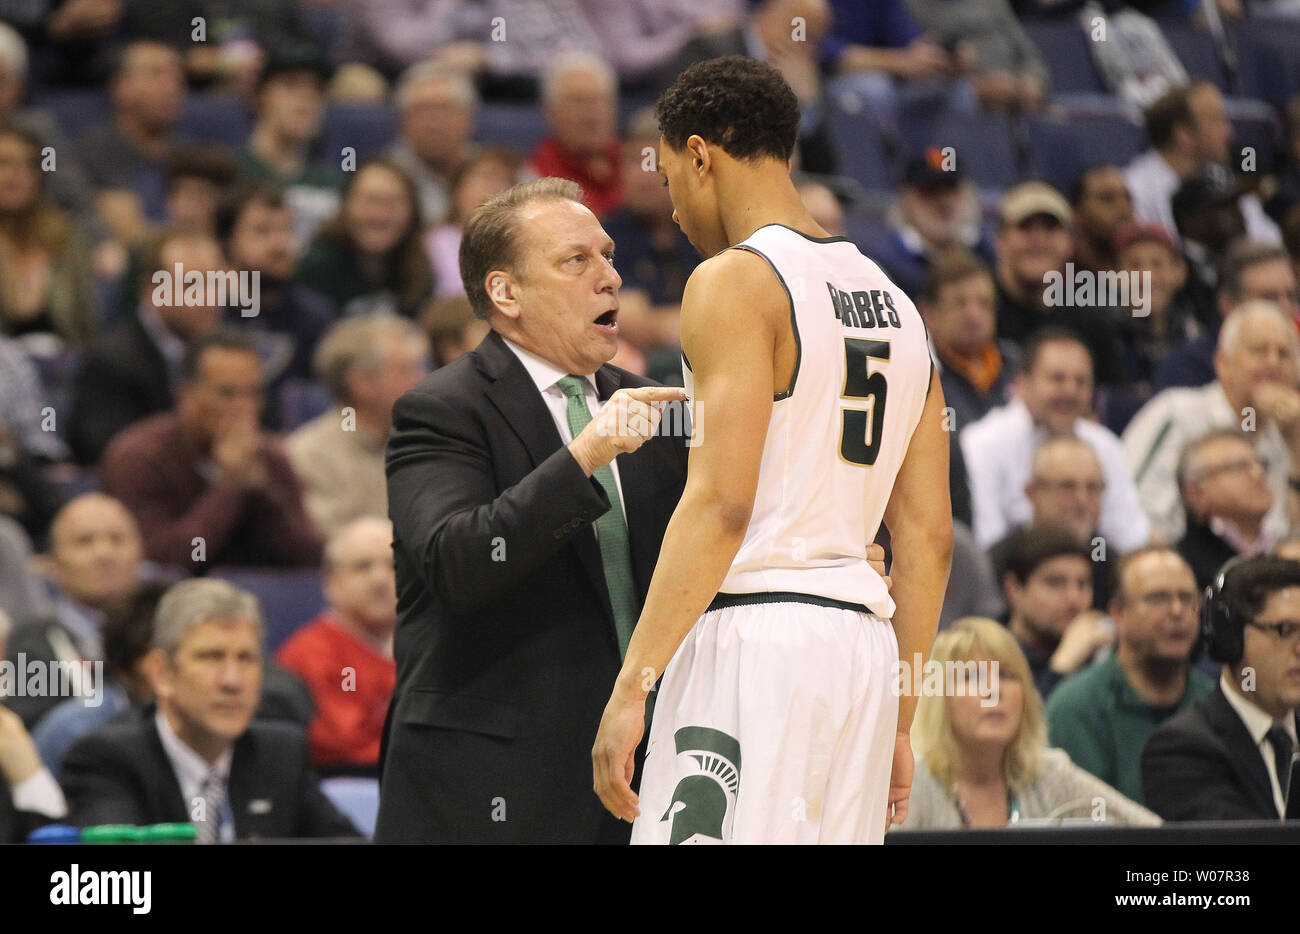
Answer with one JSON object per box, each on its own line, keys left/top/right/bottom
{"left": 898, "top": 617, "right": 1159, "bottom": 829}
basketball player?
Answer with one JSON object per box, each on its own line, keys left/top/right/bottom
{"left": 591, "top": 57, "right": 954, "bottom": 844}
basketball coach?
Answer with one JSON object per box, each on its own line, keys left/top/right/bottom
{"left": 373, "top": 179, "right": 691, "bottom": 843}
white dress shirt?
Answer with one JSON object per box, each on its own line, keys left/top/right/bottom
{"left": 155, "top": 709, "right": 234, "bottom": 842}
{"left": 501, "top": 337, "right": 627, "bottom": 525}
{"left": 1219, "top": 673, "right": 1299, "bottom": 819}
{"left": 961, "top": 398, "right": 1151, "bottom": 552}
{"left": 10, "top": 768, "right": 67, "bottom": 820}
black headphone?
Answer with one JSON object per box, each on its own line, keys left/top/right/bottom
{"left": 1201, "top": 555, "right": 1251, "bottom": 664}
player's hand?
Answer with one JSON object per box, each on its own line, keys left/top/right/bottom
{"left": 569, "top": 386, "right": 689, "bottom": 475}
{"left": 867, "top": 542, "right": 890, "bottom": 591}
{"left": 592, "top": 682, "right": 647, "bottom": 823}
{"left": 886, "top": 730, "right": 914, "bottom": 832}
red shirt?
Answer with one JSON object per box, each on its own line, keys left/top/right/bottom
{"left": 276, "top": 613, "right": 395, "bottom": 769}
{"left": 528, "top": 137, "right": 623, "bottom": 218}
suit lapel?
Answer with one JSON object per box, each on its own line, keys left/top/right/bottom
{"left": 477, "top": 332, "right": 615, "bottom": 630}
{"left": 1207, "top": 688, "right": 1280, "bottom": 818}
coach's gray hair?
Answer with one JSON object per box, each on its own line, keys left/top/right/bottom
{"left": 152, "top": 579, "right": 263, "bottom": 657}
{"left": 1217, "top": 299, "right": 1299, "bottom": 357}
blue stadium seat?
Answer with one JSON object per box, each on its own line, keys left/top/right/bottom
{"left": 1160, "top": 21, "right": 1232, "bottom": 91}
{"left": 278, "top": 378, "right": 332, "bottom": 432}
{"left": 477, "top": 103, "right": 549, "bottom": 157}
{"left": 824, "top": 85, "right": 896, "bottom": 192}
{"left": 897, "top": 106, "right": 1023, "bottom": 191}
{"left": 1023, "top": 20, "right": 1107, "bottom": 94}
{"left": 320, "top": 777, "right": 379, "bottom": 838}
{"left": 1237, "top": 15, "right": 1300, "bottom": 109}
{"left": 31, "top": 89, "right": 109, "bottom": 139}
{"left": 176, "top": 93, "right": 251, "bottom": 149}
{"left": 1025, "top": 104, "right": 1146, "bottom": 192}
{"left": 321, "top": 102, "right": 399, "bottom": 163}
{"left": 1226, "top": 98, "right": 1282, "bottom": 175}
{"left": 207, "top": 567, "right": 326, "bottom": 652}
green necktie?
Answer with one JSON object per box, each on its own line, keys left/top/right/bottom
{"left": 557, "top": 375, "right": 638, "bottom": 657}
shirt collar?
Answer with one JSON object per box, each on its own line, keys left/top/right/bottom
{"left": 1219, "top": 672, "right": 1299, "bottom": 746}
{"left": 137, "top": 301, "right": 187, "bottom": 374}
{"left": 54, "top": 593, "right": 105, "bottom": 654}
{"left": 501, "top": 335, "right": 597, "bottom": 398}
{"left": 155, "top": 707, "right": 232, "bottom": 792}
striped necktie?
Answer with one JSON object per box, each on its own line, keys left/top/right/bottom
{"left": 556, "top": 375, "right": 638, "bottom": 657}
{"left": 194, "top": 769, "right": 227, "bottom": 844}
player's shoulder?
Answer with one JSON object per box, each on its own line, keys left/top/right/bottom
{"left": 681, "top": 248, "right": 788, "bottom": 329}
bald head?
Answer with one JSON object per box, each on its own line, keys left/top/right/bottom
{"left": 49, "top": 494, "right": 143, "bottom": 608}
{"left": 1215, "top": 299, "right": 1300, "bottom": 410}
{"left": 1025, "top": 436, "right": 1105, "bottom": 540}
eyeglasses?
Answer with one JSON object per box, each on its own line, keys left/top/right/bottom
{"left": 1195, "top": 456, "right": 1268, "bottom": 480}
{"left": 1137, "top": 590, "right": 1200, "bottom": 610}
{"left": 1033, "top": 479, "right": 1105, "bottom": 496}
{"left": 1247, "top": 619, "right": 1300, "bottom": 641}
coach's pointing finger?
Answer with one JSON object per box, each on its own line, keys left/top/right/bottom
{"left": 568, "top": 386, "right": 689, "bottom": 476}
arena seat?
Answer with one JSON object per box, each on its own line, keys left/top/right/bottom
{"left": 1023, "top": 19, "right": 1107, "bottom": 95}
{"left": 32, "top": 89, "right": 109, "bottom": 138}
{"left": 1159, "top": 20, "right": 1233, "bottom": 91}
{"left": 321, "top": 102, "right": 399, "bottom": 163}
{"left": 176, "top": 93, "right": 251, "bottom": 149}
{"left": 477, "top": 102, "right": 550, "bottom": 156}
{"left": 206, "top": 567, "right": 326, "bottom": 652}
{"left": 278, "top": 378, "right": 333, "bottom": 432}
{"left": 1025, "top": 103, "right": 1146, "bottom": 192}
{"left": 897, "top": 106, "right": 1024, "bottom": 191}
{"left": 1226, "top": 97, "right": 1283, "bottom": 175}
{"left": 823, "top": 87, "right": 897, "bottom": 192}
{"left": 1236, "top": 14, "right": 1300, "bottom": 109}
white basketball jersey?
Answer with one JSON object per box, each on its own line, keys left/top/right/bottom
{"left": 683, "top": 224, "right": 933, "bottom": 617}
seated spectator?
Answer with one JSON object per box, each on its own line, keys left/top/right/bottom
{"left": 963, "top": 328, "right": 1149, "bottom": 552}
{"left": 990, "top": 435, "right": 1115, "bottom": 611}
{"left": 993, "top": 182, "right": 1125, "bottom": 386}
{"left": 1, "top": 610, "right": 67, "bottom": 842}
{"left": 236, "top": 46, "right": 340, "bottom": 249}
{"left": 69, "top": 228, "right": 225, "bottom": 465}
{"left": 163, "top": 144, "right": 238, "bottom": 237}
{"left": 287, "top": 315, "right": 429, "bottom": 538}
{"left": 61, "top": 578, "right": 358, "bottom": 839}
{"left": 1124, "top": 300, "right": 1299, "bottom": 543}
{"left": 0, "top": 22, "right": 112, "bottom": 267}
{"left": 1124, "top": 82, "right": 1281, "bottom": 251}
{"left": 216, "top": 182, "right": 334, "bottom": 385}
{"left": 388, "top": 62, "right": 479, "bottom": 226}
{"left": 528, "top": 53, "right": 622, "bottom": 219}
{"left": 1177, "top": 430, "right": 1278, "bottom": 588}
{"left": 3, "top": 494, "right": 145, "bottom": 728}
{"left": 100, "top": 331, "right": 324, "bottom": 571}
{"left": 73, "top": 41, "right": 187, "bottom": 244}
{"left": 0, "top": 123, "right": 96, "bottom": 344}
{"left": 1000, "top": 524, "right": 1114, "bottom": 700}
{"left": 905, "top": 0, "right": 1049, "bottom": 112}
{"left": 1154, "top": 239, "right": 1300, "bottom": 392}
{"left": 860, "top": 151, "right": 994, "bottom": 303}
{"left": 1110, "top": 221, "right": 1205, "bottom": 418}
{"left": 1264, "top": 94, "right": 1300, "bottom": 228}
{"left": 898, "top": 617, "right": 1158, "bottom": 829}
{"left": 277, "top": 517, "right": 396, "bottom": 775}
{"left": 1070, "top": 164, "right": 1134, "bottom": 276}
{"left": 421, "top": 295, "right": 489, "bottom": 367}
{"left": 1143, "top": 555, "right": 1300, "bottom": 821}
{"left": 1047, "top": 548, "right": 1212, "bottom": 806}
{"left": 425, "top": 146, "right": 522, "bottom": 300}
{"left": 31, "top": 578, "right": 165, "bottom": 782}
{"left": 918, "top": 249, "right": 1018, "bottom": 433}
{"left": 0, "top": 333, "right": 69, "bottom": 466}
{"left": 340, "top": 0, "right": 492, "bottom": 79}
{"left": 298, "top": 158, "right": 434, "bottom": 318}
{"left": 1172, "top": 166, "right": 1248, "bottom": 292}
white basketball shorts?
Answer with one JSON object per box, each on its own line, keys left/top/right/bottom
{"left": 631, "top": 592, "right": 899, "bottom": 845}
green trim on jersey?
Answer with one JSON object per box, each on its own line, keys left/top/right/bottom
{"left": 731, "top": 243, "right": 801, "bottom": 402}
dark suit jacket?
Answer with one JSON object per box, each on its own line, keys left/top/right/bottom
{"left": 1176, "top": 517, "right": 1239, "bottom": 590}
{"left": 1142, "top": 684, "right": 1298, "bottom": 821}
{"left": 69, "top": 312, "right": 172, "bottom": 465}
{"left": 61, "top": 708, "right": 359, "bottom": 839}
{"left": 375, "top": 330, "right": 689, "bottom": 844}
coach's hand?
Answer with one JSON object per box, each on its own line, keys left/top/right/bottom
{"left": 592, "top": 678, "right": 648, "bottom": 822}
{"left": 886, "top": 730, "right": 913, "bottom": 832}
{"left": 569, "top": 386, "right": 688, "bottom": 476}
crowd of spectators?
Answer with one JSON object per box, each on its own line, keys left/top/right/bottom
{"left": 2, "top": 0, "right": 1300, "bottom": 842}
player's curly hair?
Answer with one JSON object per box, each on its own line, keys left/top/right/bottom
{"left": 655, "top": 56, "right": 799, "bottom": 163}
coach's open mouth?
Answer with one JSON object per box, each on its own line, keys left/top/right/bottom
{"left": 594, "top": 309, "right": 618, "bottom": 332}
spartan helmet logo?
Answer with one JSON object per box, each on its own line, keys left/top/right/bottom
{"left": 660, "top": 726, "right": 742, "bottom": 845}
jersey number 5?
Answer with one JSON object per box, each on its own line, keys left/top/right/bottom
{"left": 840, "top": 338, "right": 889, "bottom": 466}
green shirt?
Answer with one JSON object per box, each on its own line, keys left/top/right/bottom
{"left": 1045, "top": 653, "right": 1214, "bottom": 805}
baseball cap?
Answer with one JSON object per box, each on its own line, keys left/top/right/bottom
{"left": 1171, "top": 164, "right": 1243, "bottom": 220}
{"left": 902, "top": 147, "right": 964, "bottom": 191}
{"left": 1000, "top": 181, "right": 1072, "bottom": 227}
{"left": 1113, "top": 220, "right": 1180, "bottom": 257}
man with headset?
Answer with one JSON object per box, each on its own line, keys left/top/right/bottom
{"left": 1142, "top": 554, "right": 1300, "bottom": 821}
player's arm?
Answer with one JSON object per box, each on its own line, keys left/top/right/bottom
{"left": 880, "top": 366, "right": 953, "bottom": 828}
{"left": 883, "top": 365, "right": 954, "bottom": 736}
{"left": 592, "top": 249, "right": 779, "bottom": 821}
